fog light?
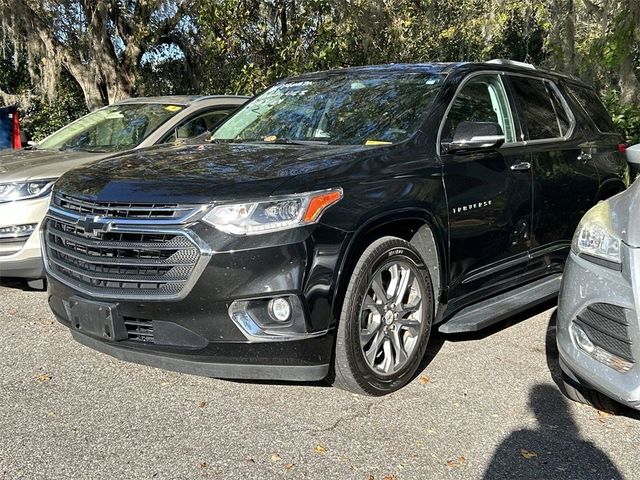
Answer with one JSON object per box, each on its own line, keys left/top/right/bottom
{"left": 268, "top": 297, "right": 291, "bottom": 322}
{"left": 0, "top": 223, "right": 37, "bottom": 240}
{"left": 571, "top": 323, "right": 633, "bottom": 373}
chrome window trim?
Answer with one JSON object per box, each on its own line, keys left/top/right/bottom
{"left": 437, "top": 70, "right": 577, "bottom": 156}
{"left": 41, "top": 216, "right": 213, "bottom": 302}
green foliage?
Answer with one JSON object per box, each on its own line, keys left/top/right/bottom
{"left": 603, "top": 89, "right": 640, "bottom": 144}
{"left": 19, "top": 73, "right": 87, "bottom": 142}
{"left": 0, "top": 0, "right": 638, "bottom": 141}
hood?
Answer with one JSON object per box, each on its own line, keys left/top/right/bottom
{"left": 0, "top": 148, "right": 109, "bottom": 182}
{"left": 609, "top": 179, "right": 640, "bottom": 248}
{"left": 55, "top": 142, "right": 373, "bottom": 204}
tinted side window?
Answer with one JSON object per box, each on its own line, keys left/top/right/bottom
{"left": 163, "top": 109, "right": 233, "bottom": 143}
{"left": 567, "top": 84, "right": 617, "bottom": 133}
{"left": 510, "top": 77, "right": 567, "bottom": 140}
{"left": 442, "top": 74, "right": 515, "bottom": 143}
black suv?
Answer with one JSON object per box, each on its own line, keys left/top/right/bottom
{"left": 43, "top": 61, "right": 627, "bottom": 395}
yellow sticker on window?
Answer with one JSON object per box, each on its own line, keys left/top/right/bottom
{"left": 365, "top": 140, "right": 392, "bottom": 146}
{"left": 165, "top": 105, "right": 183, "bottom": 112}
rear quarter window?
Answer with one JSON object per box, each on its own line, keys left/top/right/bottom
{"left": 566, "top": 84, "right": 617, "bottom": 134}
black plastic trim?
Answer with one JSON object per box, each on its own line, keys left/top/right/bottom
{"left": 71, "top": 330, "right": 330, "bottom": 382}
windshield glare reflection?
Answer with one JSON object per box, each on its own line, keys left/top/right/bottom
{"left": 213, "top": 73, "right": 444, "bottom": 146}
{"left": 37, "top": 103, "right": 184, "bottom": 153}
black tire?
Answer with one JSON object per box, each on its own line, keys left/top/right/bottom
{"left": 561, "top": 373, "right": 618, "bottom": 413}
{"left": 330, "top": 236, "right": 434, "bottom": 396}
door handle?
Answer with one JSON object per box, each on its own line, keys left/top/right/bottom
{"left": 577, "top": 152, "right": 592, "bottom": 162}
{"left": 510, "top": 161, "right": 531, "bottom": 171}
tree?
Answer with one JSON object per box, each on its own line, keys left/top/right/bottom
{"left": 0, "top": 0, "right": 201, "bottom": 109}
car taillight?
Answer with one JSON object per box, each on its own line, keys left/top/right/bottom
{"left": 617, "top": 143, "right": 628, "bottom": 154}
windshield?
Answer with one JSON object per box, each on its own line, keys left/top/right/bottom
{"left": 37, "top": 103, "right": 185, "bottom": 152}
{"left": 213, "top": 72, "right": 444, "bottom": 146}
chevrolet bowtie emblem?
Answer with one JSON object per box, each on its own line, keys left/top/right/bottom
{"left": 77, "top": 215, "right": 109, "bottom": 236}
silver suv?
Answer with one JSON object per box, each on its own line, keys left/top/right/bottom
{"left": 557, "top": 175, "right": 640, "bottom": 411}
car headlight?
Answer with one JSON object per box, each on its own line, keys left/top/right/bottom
{"left": 572, "top": 201, "right": 621, "bottom": 268}
{"left": 0, "top": 179, "right": 57, "bottom": 203}
{"left": 203, "top": 188, "right": 343, "bottom": 235}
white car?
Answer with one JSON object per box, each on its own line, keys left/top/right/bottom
{"left": 0, "top": 95, "right": 248, "bottom": 279}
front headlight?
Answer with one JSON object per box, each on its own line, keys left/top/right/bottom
{"left": 203, "top": 188, "right": 343, "bottom": 235}
{"left": 572, "top": 201, "right": 621, "bottom": 267}
{"left": 0, "top": 179, "right": 57, "bottom": 203}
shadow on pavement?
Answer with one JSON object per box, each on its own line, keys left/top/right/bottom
{"left": 483, "top": 383, "right": 623, "bottom": 480}
{"left": 0, "top": 277, "right": 46, "bottom": 291}
{"left": 414, "top": 300, "right": 558, "bottom": 383}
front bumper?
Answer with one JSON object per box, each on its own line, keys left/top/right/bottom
{"left": 0, "top": 196, "right": 48, "bottom": 278}
{"left": 46, "top": 222, "right": 350, "bottom": 381}
{"left": 557, "top": 249, "right": 640, "bottom": 409}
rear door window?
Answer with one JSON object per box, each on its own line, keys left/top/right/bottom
{"left": 509, "top": 76, "right": 572, "bottom": 141}
{"left": 566, "top": 84, "right": 617, "bottom": 133}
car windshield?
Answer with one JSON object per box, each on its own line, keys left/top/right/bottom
{"left": 212, "top": 72, "right": 444, "bottom": 146}
{"left": 37, "top": 103, "right": 185, "bottom": 153}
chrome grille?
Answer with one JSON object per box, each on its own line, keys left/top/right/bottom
{"left": 52, "top": 193, "right": 199, "bottom": 221}
{"left": 43, "top": 199, "right": 211, "bottom": 300}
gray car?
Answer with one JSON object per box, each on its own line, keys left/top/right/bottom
{"left": 557, "top": 175, "right": 640, "bottom": 411}
{"left": 0, "top": 95, "right": 248, "bottom": 279}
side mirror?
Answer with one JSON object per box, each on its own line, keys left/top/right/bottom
{"left": 626, "top": 144, "right": 640, "bottom": 166}
{"left": 442, "top": 121, "right": 505, "bottom": 154}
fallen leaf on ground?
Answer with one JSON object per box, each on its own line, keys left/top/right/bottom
{"left": 244, "top": 457, "right": 255, "bottom": 464}
{"left": 197, "top": 462, "right": 208, "bottom": 468}
{"left": 418, "top": 375, "right": 431, "bottom": 385}
{"left": 35, "top": 373, "right": 52, "bottom": 382}
{"left": 446, "top": 456, "right": 466, "bottom": 468}
{"left": 366, "top": 475, "right": 375, "bottom": 480}
{"left": 597, "top": 410, "right": 615, "bottom": 422}
{"left": 271, "top": 453, "right": 282, "bottom": 462}
{"left": 284, "top": 463, "right": 295, "bottom": 470}
{"left": 383, "top": 475, "right": 398, "bottom": 480}
{"left": 198, "top": 401, "right": 206, "bottom": 408}
{"left": 520, "top": 449, "right": 538, "bottom": 459}
{"left": 314, "top": 445, "right": 327, "bottom": 454}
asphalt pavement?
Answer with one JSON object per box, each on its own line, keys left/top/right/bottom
{"left": 0, "top": 279, "right": 638, "bottom": 480}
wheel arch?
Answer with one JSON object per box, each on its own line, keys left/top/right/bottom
{"left": 330, "top": 209, "right": 447, "bottom": 323}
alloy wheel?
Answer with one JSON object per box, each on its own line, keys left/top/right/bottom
{"left": 358, "top": 260, "right": 424, "bottom": 376}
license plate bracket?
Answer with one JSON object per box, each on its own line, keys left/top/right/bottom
{"left": 65, "top": 297, "right": 127, "bottom": 341}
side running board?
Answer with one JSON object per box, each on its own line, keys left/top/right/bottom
{"left": 438, "top": 274, "right": 562, "bottom": 334}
